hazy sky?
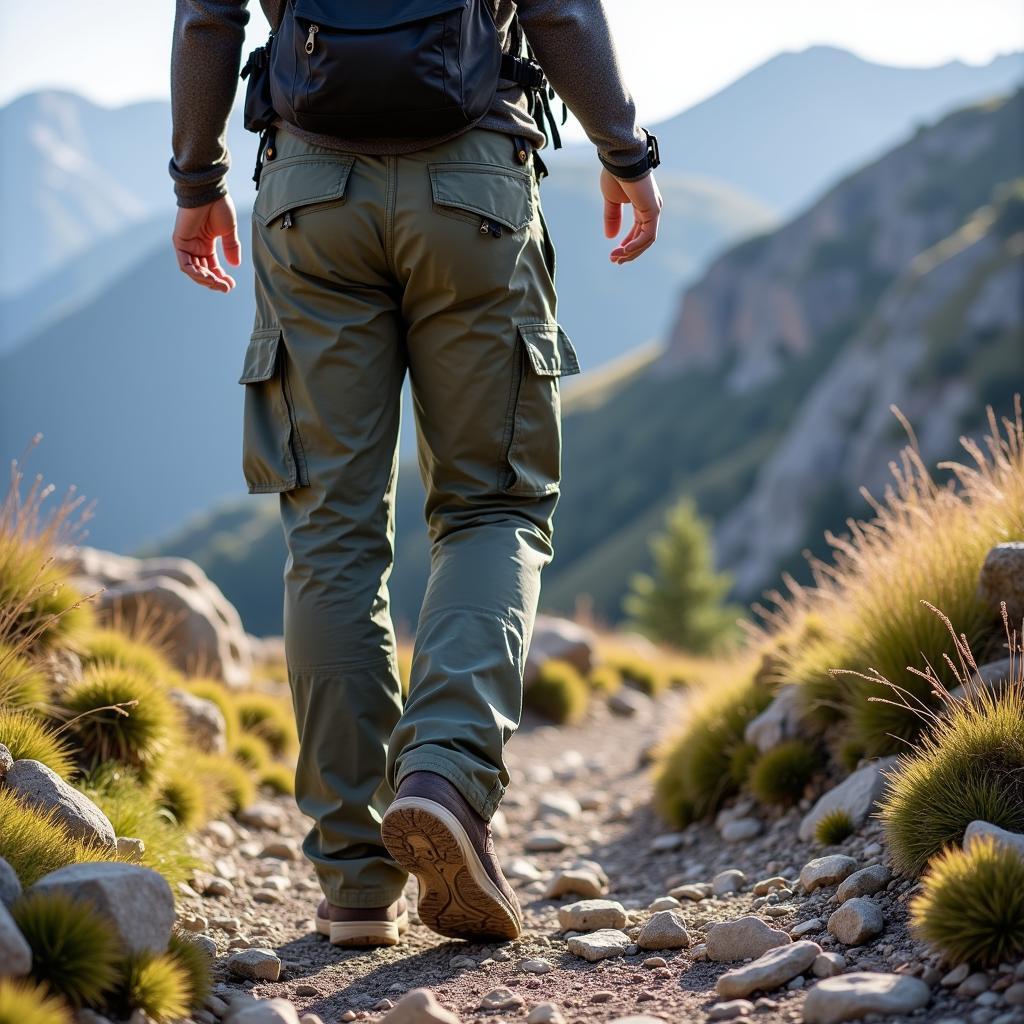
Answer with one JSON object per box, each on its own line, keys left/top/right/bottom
{"left": 2, "top": 0, "right": 1022, "bottom": 127}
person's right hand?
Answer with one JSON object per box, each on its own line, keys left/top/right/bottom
{"left": 601, "top": 168, "right": 663, "bottom": 265}
{"left": 172, "top": 195, "right": 242, "bottom": 292}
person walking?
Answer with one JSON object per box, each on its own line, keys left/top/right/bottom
{"left": 169, "top": 0, "right": 662, "bottom": 948}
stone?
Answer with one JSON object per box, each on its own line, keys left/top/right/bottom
{"left": 836, "top": 865, "right": 890, "bottom": 903}
{"left": 206, "top": 820, "right": 236, "bottom": 847}
{"left": 193, "top": 934, "right": 218, "bottom": 958}
{"left": 0, "top": 745, "right": 11, "bottom": 780}
{"left": 480, "top": 988, "right": 524, "bottom": 1011}
{"left": 648, "top": 897, "right": 681, "bottom": 912}
{"left": 717, "top": 940, "right": 821, "bottom": 998}
{"left": 791, "top": 919, "right": 824, "bottom": 938}
{"left": 226, "top": 948, "right": 282, "bottom": 981}
{"left": 709, "top": 1000, "right": 756, "bottom": 1021}
{"left": 30, "top": 862, "right": 173, "bottom": 955}
{"left": 524, "top": 616, "right": 597, "bottom": 686}
{"left": 978, "top": 542, "right": 1024, "bottom": 625}
{"left": 752, "top": 876, "right": 790, "bottom": 897}
{"left": 545, "top": 869, "right": 606, "bottom": 900}
{"left": 239, "top": 802, "right": 286, "bottom": 830}
{"left": 650, "top": 832, "right": 686, "bottom": 852}
{"left": 707, "top": 917, "right": 792, "bottom": 961}
{"left": 116, "top": 837, "right": 146, "bottom": 862}
{"left": 721, "top": 818, "right": 763, "bottom": 842}
{"left": 0, "top": 900, "right": 31, "bottom": 976}
{"left": 643, "top": 957, "right": 667, "bottom": 968}
{"left": 558, "top": 899, "right": 628, "bottom": 931}
{"left": 813, "top": 952, "right": 846, "bottom": 978}
{"left": 745, "top": 685, "right": 801, "bottom": 752}
{"left": 5, "top": 760, "right": 116, "bottom": 849}
{"left": 527, "top": 1004, "right": 566, "bottom": 1024}
{"left": 608, "top": 688, "right": 650, "bottom": 717}
{"left": 963, "top": 820, "right": 1024, "bottom": 858}
{"left": 802, "top": 972, "right": 931, "bottom": 1023}
{"left": 519, "top": 958, "right": 553, "bottom": 975}
{"left": 169, "top": 688, "right": 228, "bottom": 754}
{"left": 713, "top": 869, "right": 747, "bottom": 895}
{"left": 636, "top": 910, "right": 690, "bottom": 950}
{"left": 223, "top": 999, "right": 300, "bottom": 1024}
{"left": 827, "top": 898, "right": 884, "bottom": 945}
{"left": 0, "top": 858, "right": 22, "bottom": 908}
{"left": 670, "top": 883, "right": 711, "bottom": 902}
{"left": 955, "top": 972, "right": 988, "bottom": 997}
{"left": 524, "top": 831, "right": 569, "bottom": 853}
{"left": 606, "top": 1019, "right": 668, "bottom": 1024}
{"left": 567, "top": 928, "right": 631, "bottom": 962}
{"left": 505, "top": 857, "right": 543, "bottom": 883}
{"left": 537, "top": 792, "right": 582, "bottom": 820}
{"left": 799, "top": 855, "right": 859, "bottom": 893}
{"left": 1004, "top": 982, "right": 1024, "bottom": 1006}
{"left": 798, "top": 760, "right": 897, "bottom": 842}
{"left": 941, "top": 963, "right": 971, "bottom": 987}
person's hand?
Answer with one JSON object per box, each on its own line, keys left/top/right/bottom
{"left": 601, "top": 169, "right": 663, "bottom": 265}
{"left": 172, "top": 195, "right": 242, "bottom": 292}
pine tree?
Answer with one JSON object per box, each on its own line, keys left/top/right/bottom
{"left": 623, "top": 496, "right": 740, "bottom": 652}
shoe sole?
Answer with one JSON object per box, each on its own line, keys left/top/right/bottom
{"left": 314, "top": 910, "right": 409, "bottom": 947}
{"left": 381, "top": 796, "right": 522, "bottom": 942}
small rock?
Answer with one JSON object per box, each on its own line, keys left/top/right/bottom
{"left": 524, "top": 831, "right": 569, "bottom": 853}
{"left": 558, "top": 899, "right": 628, "bottom": 931}
{"left": 721, "top": 818, "right": 763, "bottom": 843}
{"left": 537, "top": 792, "right": 582, "bottom": 820}
{"left": 643, "top": 957, "right": 667, "bottom": 969}
{"left": 480, "top": 988, "right": 524, "bottom": 1011}
{"left": 223, "top": 999, "right": 300, "bottom": 1024}
{"left": 791, "top": 919, "right": 824, "bottom": 938}
{"left": 519, "top": 958, "right": 553, "bottom": 975}
{"left": 227, "top": 948, "right": 282, "bottom": 982}
{"left": 963, "top": 820, "right": 1024, "bottom": 858}
{"left": 637, "top": 910, "right": 690, "bottom": 950}
{"left": 206, "top": 821, "right": 236, "bottom": 847}
{"left": 800, "top": 856, "right": 859, "bottom": 893}
{"left": 0, "top": 745, "right": 12, "bottom": 780}
{"left": 591, "top": 990, "right": 615, "bottom": 1003}
{"left": 649, "top": 896, "right": 682, "bottom": 912}
{"left": 505, "top": 857, "right": 543, "bottom": 882}
{"left": 650, "top": 833, "right": 686, "bottom": 853}
{"left": 115, "top": 836, "right": 146, "bottom": 862}
{"left": 717, "top": 940, "right": 821, "bottom": 998}
{"left": 1004, "top": 982, "right": 1024, "bottom": 1006}
{"left": 375, "top": 1000, "right": 395, "bottom": 1011}
{"left": 527, "top": 1003, "right": 566, "bottom": 1024}
{"left": 827, "top": 898, "right": 884, "bottom": 945}
{"left": 813, "top": 952, "right": 846, "bottom": 978}
{"left": 261, "top": 839, "right": 301, "bottom": 861}
{"left": 745, "top": 685, "right": 801, "bottom": 752}
{"left": 941, "top": 963, "right": 971, "bottom": 987}
{"left": 802, "top": 972, "right": 931, "bottom": 1023}
{"left": 169, "top": 688, "right": 228, "bottom": 754}
{"left": 238, "top": 802, "right": 286, "bottom": 831}
{"left": 752, "top": 876, "right": 789, "bottom": 897}
{"left": 978, "top": 542, "right": 1024, "bottom": 624}
{"left": 670, "top": 883, "right": 711, "bottom": 902}
{"left": 0, "top": 900, "right": 32, "bottom": 976}
{"left": 193, "top": 934, "right": 218, "bottom": 958}
{"left": 545, "top": 869, "right": 606, "bottom": 900}
{"left": 177, "top": 912, "right": 208, "bottom": 932}
{"left": 956, "top": 972, "right": 990, "bottom": 998}
{"left": 567, "top": 928, "right": 631, "bottom": 962}
{"left": 0, "top": 858, "right": 22, "bottom": 908}
{"left": 609, "top": 689, "right": 649, "bottom": 716}
{"left": 713, "top": 869, "right": 747, "bottom": 895}
{"left": 799, "top": 760, "right": 897, "bottom": 843}
{"left": 709, "top": 1000, "right": 756, "bottom": 1021}
{"left": 707, "top": 916, "right": 792, "bottom": 961}
{"left": 836, "top": 865, "right": 890, "bottom": 904}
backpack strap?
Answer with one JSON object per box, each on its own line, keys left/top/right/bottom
{"left": 499, "top": 13, "right": 567, "bottom": 151}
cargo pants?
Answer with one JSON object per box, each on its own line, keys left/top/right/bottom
{"left": 241, "top": 124, "right": 579, "bottom": 907}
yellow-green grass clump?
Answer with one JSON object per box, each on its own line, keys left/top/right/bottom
{"left": 80, "top": 629, "right": 173, "bottom": 686}
{"left": 814, "top": 808, "right": 857, "bottom": 846}
{"left": 182, "top": 678, "right": 240, "bottom": 743}
{"left": 726, "top": 742, "right": 760, "bottom": 787}
{"left": 911, "top": 834, "right": 1024, "bottom": 966}
{"left": 0, "top": 790, "right": 118, "bottom": 887}
{"left": 654, "top": 664, "right": 771, "bottom": 826}
{"left": 259, "top": 763, "right": 295, "bottom": 796}
{"left": 524, "top": 659, "right": 590, "bottom": 724}
{"left": 586, "top": 663, "right": 623, "bottom": 695}
{"left": 113, "top": 953, "right": 191, "bottom": 1024}
{"left": 0, "top": 979, "right": 72, "bottom": 1024}
{"left": 12, "top": 891, "right": 121, "bottom": 1008}
{"left": 195, "top": 753, "right": 256, "bottom": 814}
{"left": 58, "top": 666, "right": 177, "bottom": 780}
{"left": 167, "top": 931, "right": 212, "bottom": 1010}
{"left": 232, "top": 734, "right": 271, "bottom": 772}
{"left": 0, "top": 708, "right": 74, "bottom": 778}
{"left": 748, "top": 739, "right": 822, "bottom": 806}
{"left": 0, "top": 644, "right": 49, "bottom": 709}
{"left": 235, "top": 693, "right": 297, "bottom": 756}
{"left": 880, "top": 683, "right": 1024, "bottom": 875}
{"left": 610, "top": 655, "right": 669, "bottom": 697}
{"left": 155, "top": 774, "right": 212, "bottom": 831}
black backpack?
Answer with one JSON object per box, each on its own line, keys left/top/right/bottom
{"left": 242, "top": 0, "right": 564, "bottom": 182}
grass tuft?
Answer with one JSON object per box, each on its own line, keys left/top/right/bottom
{"left": 0, "top": 979, "right": 72, "bottom": 1024}
{"left": 524, "top": 659, "right": 590, "bottom": 724}
{"left": 232, "top": 734, "right": 271, "bottom": 772}
{"left": 586, "top": 664, "right": 623, "bottom": 696}
{"left": 259, "top": 763, "right": 295, "bottom": 796}
{"left": 0, "top": 708, "right": 74, "bottom": 778}
{"left": 0, "top": 644, "right": 50, "bottom": 709}
{"left": 81, "top": 629, "right": 173, "bottom": 686}
{"left": 195, "top": 754, "right": 256, "bottom": 814}
{"left": 155, "top": 774, "right": 210, "bottom": 831}
{"left": 748, "top": 739, "right": 822, "bottom": 806}
{"left": 911, "top": 834, "right": 1024, "bottom": 966}
{"left": 115, "top": 953, "right": 190, "bottom": 1024}
{"left": 235, "top": 693, "right": 296, "bottom": 756}
{"left": 814, "top": 808, "right": 857, "bottom": 846}
{"left": 166, "top": 931, "right": 212, "bottom": 1010}
{"left": 12, "top": 890, "right": 121, "bottom": 1008}
{"left": 726, "top": 741, "right": 759, "bottom": 787}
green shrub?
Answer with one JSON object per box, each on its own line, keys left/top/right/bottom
{"left": 156, "top": 775, "right": 209, "bottom": 831}
{"left": 59, "top": 666, "right": 176, "bottom": 780}
{"left": 259, "top": 763, "right": 295, "bottom": 796}
{"left": 81, "top": 629, "right": 173, "bottom": 685}
{"left": 814, "top": 808, "right": 856, "bottom": 846}
{"left": 653, "top": 667, "right": 771, "bottom": 826}
{"left": 114, "top": 953, "right": 190, "bottom": 1024}
{"left": 0, "top": 645, "right": 49, "bottom": 709}
{"left": 586, "top": 664, "right": 623, "bottom": 696}
{"left": 726, "top": 742, "right": 759, "bottom": 787}
{"left": 836, "top": 736, "right": 866, "bottom": 772}
{"left": 0, "top": 708, "right": 74, "bottom": 778}
{"left": 0, "top": 979, "right": 72, "bottom": 1024}
{"left": 166, "top": 932, "right": 212, "bottom": 1010}
{"left": 195, "top": 754, "right": 256, "bottom": 814}
{"left": 610, "top": 655, "right": 668, "bottom": 696}
{"left": 911, "top": 834, "right": 1024, "bottom": 966}
{"left": 880, "top": 684, "right": 1024, "bottom": 875}
{"left": 235, "top": 693, "right": 296, "bottom": 756}
{"left": 748, "top": 739, "right": 822, "bottom": 806}
{"left": 12, "top": 890, "right": 121, "bottom": 1008}
{"left": 524, "top": 660, "right": 590, "bottom": 724}
{"left": 232, "top": 734, "right": 271, "bottom": 772}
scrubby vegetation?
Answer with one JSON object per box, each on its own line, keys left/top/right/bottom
{"left": 814, "top": 808, "right": 856, "bottom": 846}
{"left": 748, "top": 739, "right": 821, "bottom": 806}
{"left": 525, "top": 659, "right": 590, "bottom": 723}
{"left": 0, "top": 979, "right": 71, "bottom": 1024}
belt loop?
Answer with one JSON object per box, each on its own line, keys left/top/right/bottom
{"left": 513, "top": 134, "right": 530, "bottom": 166}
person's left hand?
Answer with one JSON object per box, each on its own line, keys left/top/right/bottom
{"left": 172, "top": 195, "right": 242, "bottom": 292}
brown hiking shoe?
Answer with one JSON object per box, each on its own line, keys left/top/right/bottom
{"left": 381, "top": 771, "right": 522, "bottom": 941}
{"left": 314, "top": 896, "right": 409, "bottom": 947}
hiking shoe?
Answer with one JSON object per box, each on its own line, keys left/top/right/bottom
{"left": 381, "top": 771, "right": 522, "bottom": 941}
{"left": 314, "top": 896, "right": 409, "bottom": 947}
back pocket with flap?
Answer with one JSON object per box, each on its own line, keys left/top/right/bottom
{"left": 253, "top": 155, "right": 355, "bottom": 227}
{"left": 429, "top": 162, "right": 534, "bottom": 233}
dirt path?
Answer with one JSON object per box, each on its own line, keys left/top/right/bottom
{"left": 187, "top": 689, "right": 1021, "bottom": 1024}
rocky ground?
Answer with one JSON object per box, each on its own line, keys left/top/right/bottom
{"left": 181, "top": 688, "right": 1024, "bottom": 1024}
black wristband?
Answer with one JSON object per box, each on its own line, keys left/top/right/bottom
{"left": 599, "top": 129, "right": 660, "bottom": 181}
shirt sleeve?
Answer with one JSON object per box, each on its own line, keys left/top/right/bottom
{"left": 513, "top": 0, "right": 649, "bottom": 173}
{"left": 169, "top": 0, "right": 251, "bottom": 208}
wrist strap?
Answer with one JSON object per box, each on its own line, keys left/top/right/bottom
{"left": 600, "top": 129, "right": 660, "bottom": 181}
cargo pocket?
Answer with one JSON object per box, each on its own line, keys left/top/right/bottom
{"left": 239, "top": 328, "right": 309, "bottom": 493}
{"left": 428, "top": 162, "right": 534, "bottom": 234}
{"left": 501, "top": 323, "right": 580, "bottom": 496}
{"left": 253, "top": 154, "right": 355, "bottom": 227}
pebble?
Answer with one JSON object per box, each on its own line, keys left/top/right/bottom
{"left": 800, "top": 855, "right": 859, "bottom": 893}
{"left": 707, "top": 916, "right": 792, "bottom": 961}
{"left": 608, "top": 688, "right": 649, "bottom": 716}
{"left": 567, "top": 928, "right": 631, "bottom": 962}
{"left": 835, "top": 865, "right": 890, "bottom": 903}
{"left": 643, "top": 957, "right": 667, "bottom": 969}
{"left": 224, "top": 998, "right": 300, "bottom": 1024}
{"left": 670, "top": 883, "right": 711, "bottom": 902}
{"left": 708, "top": 1000, "right": 756, "bottom": 1021}
{"left": 651, "top": 833, "right": 687, "bottom": 853}
{"left": 260, "top": 840, "right": 301, "bottom": 861}
{"left": 721, "top": 818, "right": 763, "bottom": 842}
{"left": 637, "top": 910, "right": 690, "bottom": 950}
{"left": 802, "top": 972, "right": 931, "bottom": 1023}
{"left": 558, "top": 899, "right": 628, "bottom": 931}
{"left": 537, "top": 792, "right": 582, "bottom": 820}
{"left": 480, "top": 988, "right": 525, "bottom": 1011}
{"left": 752, "top": 876, "right": 789, "bottom": 897}
{"left": 505, "top": 857, "right": 544, "bottom": 882}
{"left": 591, "top": 991, "right": 615, "bottom": 1003}
{"left": 957, "top": 973, "right": 991, "bottom": 998}
{"left": 712, "top": 869, "right": 747, "bottom": 895}
{"left": 1004, "top": 982, "right": 1024, "bottom": 1005}
{"left": 716, "top": 940, "right": 821, "bottom": 998}
{"left": 519, "top": 958, "right": 553, "bottom": 975}
{"left": 648, "top": 896, "right": 682, "bottom": 912}
{"left": 527, "top": 1004, "right": 566, "bottom": 1024}
{"left": 812, "top": 952, "right": 846, "bottom": 978}
{"left": 227, "top": 948, "right": 282, "bottom": 982}
{"left": 378, "top": 989, "right": 460, "bottom": 1023}
{"left": 524, "top": 831, "right": 569, "bottom": 853}
{"left": 791, "top": 919, "right": 823, "bottom": 938}
{"left": 942, "top": 964, "right": 971, "bottom": 987}
{"left": 827, "top": 898, "right": 884, "bottom": 945}
{"left": 544, "top": 868, "right": 606, "bottom": 900}
{"left": 193, "top": 934, "right": 218, "bottom": 958}
{"left": 116, "top": 837, "right": 146, "bottom": 862}
{"left": 238, "top": 803, "right": 286, "bottom": 830}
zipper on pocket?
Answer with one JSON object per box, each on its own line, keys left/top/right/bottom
{"left": 479, "top": 218, "right": 503, "bottom": 239}
{"left": 305, "top": 24, "right": 319, "bottom": 54}
{"left": 281, "top": 210, "right": 293, "bottom": 229}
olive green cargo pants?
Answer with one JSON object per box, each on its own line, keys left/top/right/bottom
{"left": 241, "top": 125, "right": 579, "bottom": 907}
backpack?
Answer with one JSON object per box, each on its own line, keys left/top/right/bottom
{"left": 241, "top": 0, "right": 564, "bottom": 183}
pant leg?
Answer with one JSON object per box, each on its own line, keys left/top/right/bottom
{"left": 384, "top": 129, "right": 580, "bottom": 819}
{"left": 245, "top": 128, "right": 408, "bottom": 907}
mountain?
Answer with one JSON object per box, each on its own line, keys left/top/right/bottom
{"left": 152, "top": 90, "right": 1024, "bottom": 635}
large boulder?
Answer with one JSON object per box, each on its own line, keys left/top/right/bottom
{"left": 5, "top": 760, "right": 116, "bottom": 849}
{"left": 0, "top": 858, "right": 22, "bottom": 908}
{"left": 0, "top": 900, "right": 31, "bottom": 977}
{"left": 799, "top": 758, "right": 897, "bottom": 842}
{"left": 978, "top": 542, "right": 1024, "bottom": 626}
{"left": 60, "top": 546, "right": 253, "bottom": 688}
{"left": 30, "top": 862, "right": 174, "bottom": 955}
{"left": 524, "top": 615, "right": 597, "bottom": 687}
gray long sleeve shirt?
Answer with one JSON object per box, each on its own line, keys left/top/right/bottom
{"left": 169, "top": 0, "right": 647, "bottom": 207}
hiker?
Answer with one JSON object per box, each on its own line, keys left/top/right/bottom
{"left": 169, "top": 0, "right": 662, "bottom": 947}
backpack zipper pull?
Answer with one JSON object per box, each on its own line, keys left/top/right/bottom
{"left": 305, "top": 24, "right": 319, "bottom": 54}
{"left": 282, "top": 210, "right": 293, "bottom": 229}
